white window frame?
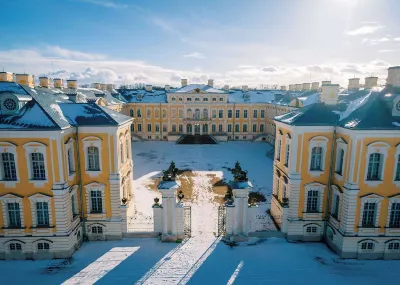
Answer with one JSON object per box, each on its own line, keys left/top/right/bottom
{"left": 303, "top": 224, "right": 321, "bottom": 235}
{"left": 4, "top": 240, "right": 25, "bottom": 253}
{"left": 387, "top": 196, "right": 400, "bottom": 229}
{"left": 364, "top": 142, "right": 389, "bottom": 187}
{"left": 358, "top": 194, "right": 383, "bottom": 230}
{"left": 33, "top": 239, "right": 52, "bottom": 253}
{"left": 0, "top": 142, "right": 19, "bottom": 188}
{"left": 23, "top": 142, "right": 48, "bottom": 187}
{"left": 84, "top": 182, "right": 106, "bottom": 219}
{"left": 334, "top": 138, "right": 347, "bottom": 181}
{"left": 393, "top": 145, "right": 400, "bottom": 187}
{"left": 386, "top": 240, "right": 400, "bottom": 252}
{"left": 65, "top": 138, "right": 76, "bottom": 181}
{"left": 28, "top": 193, "right": 53, "bottom": 228}
{"left": 284, "top": 134, "right": 291, "bottom": 168}
{"left": 82, "top": 137, "right": 102, "bottom": 178}
{"left": 70, "top": 185, "right": 79, "bottom": 221}
{"left": 330, "top": 185, "right": 341, "bottom": 221}
{"left": 303, "top": 182, "right": 325, "bottom": 219}
{"left": 308, "top": 136, "right": 328, "bottom": 177}
{"left": 0, "top": 194, "right": 25, "bottom": 228}
{"left": 358, "top": 239, "right": 376, "bottom": 252}
{"left": 276, "top": 131, "right": 282, "bottom": 161}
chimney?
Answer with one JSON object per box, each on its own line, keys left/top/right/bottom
{"left": 280, "top": 85, "right": 287, "bottom": 91}
{"left": 0, "top": 72, "right": 14, "bottom": 82}
{"left": 39, "top": 76, "right": 50, "bottom": 88}
{"left": 100, "top": 83, "right": 107, "bottom": 91}
{"left": 16, "top": 74, "right": 35, "bottom": 88}
{"left": 311, "top": 82, "right": 320, "bottom": 90}
{"left": 289, "top": 84, "right": 295, "bottom": 91}
{"left": 181, "top": 78, "right": 187, "bottom": 87}
{"left": 67, "top": 79, "right": 78, "bottom": 89}
{"left": 208, "top": 79, "right": 214, "bottom": 87}
{"left": 242, "top": 85, "right": 248, "bottom": 92}
{"left": 54, "top": 78, "right": 64, "bottom": 88}
{"left": 365, "top": 77, "right": 378, "bottom": 89}
{"left": 321, "top": 84, "right": 339, "bottom": 105}
{"left": 302, "top": 83, "right": 311, "bottom": 91}
{"left": 322, "top": 80, "right": 331, "bottom": 86}
{"left": 93, "top": 83, "right": 101, "bottom": 89}
{"left": 348, "top": 78, "right": 360, "bottom": 90}
{"left": 387, "top": 66, "right": 400, "bottom": 87}
{"left": 224, "top": 85, "right": 229, "bottom": 91}
{"left": 106, "top": 84, "right": 115, "bottom": 92}
{"left": 145, "top": 84, "right": 152, "bottom": 92}
{"left": 295, "top": 84, "right": 302, "bottom": 91}
{"left": 165, "top": 85, "right": 170, "bottom": 91}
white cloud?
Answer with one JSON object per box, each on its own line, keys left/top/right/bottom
{"left": 345, "top": 24, "right": 384, "bottom": 36}
{"left": 379, "top": 49, "right": 400, "bottom": 53}
{"left": 183, "top": 52, "right": 205, "bottom": 59}
{"left": 80, "top": 0, "right": 128, "bottom": 9}
{"left": 45, "top": 46, "right": 106, "bottom": 60}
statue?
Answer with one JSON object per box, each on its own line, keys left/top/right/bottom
{"left": 162, "top": 161, "right": 179, "bottom": 181}
{"left": 230, "top": 161, "right": 248, "bottom": 182}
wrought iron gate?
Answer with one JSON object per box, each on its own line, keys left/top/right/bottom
{"left": 184, "top": 206, "right": 191, "bottom": 238}
{"left": 217, "top": 206, "right": 226, "bottom": 236}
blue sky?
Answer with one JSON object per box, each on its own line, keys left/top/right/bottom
{"left": 1, "top": 0, "right": 400, "bottom": 87}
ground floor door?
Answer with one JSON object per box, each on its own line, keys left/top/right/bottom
{"left": 186, "top": 124, "right": 192, "bottom": 134}
{"left": 194, "top": 124, "right": 200, "bottom": 134}
{"left": 202, "top": 124, "right": 208, "bottom": 134}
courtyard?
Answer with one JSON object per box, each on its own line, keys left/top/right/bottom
{"left": 1, "top": 142, "right": 399, "bottom": 284}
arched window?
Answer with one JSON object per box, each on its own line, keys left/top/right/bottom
{"left": 367, "top": 153, "right": 382, "bottom": 180}
{"left": 126, "top": 137, "right": 130, "bottom": 159}
{"left": 67, "top": 148, "right": 75, "bottom": 174}
{"left": 136, "top": 109, "right": 141, "bottom": 118}
{"left": 187, "top": 109, "right": 192, "bottom": 118}
{"left": 228, "top": 110, "right": 233, "bottom": 118}
{"left": 178, "top": 109, "right": 183, "bottom": 118}
{"left": 129, "top": 109, "right": 134, "bottom": 117}
{"left": 218, "top": 124, "right": 223, "bottom": 132}
{"left": 310, "top": 147, "right": 322, "bottom": 171}
{"left": 0, "top": 152, "right": 17, "bottom": 181}
{"left": 120, "top": 140, "right": 124, "bottom": 164}
{"left": 203, "top": 109, "right": 208, "bottom": 119}
{"left": 30, "top": 153, "right": 46, "bottom": 180}
{"left": 87, "top": 146, "right": 100, "bottom": 171}
{"left": 37, "top": 242, "right": 50, "bottom": 250}
{"left": 195, "top": 109, "right": 201, "bottom": 119}
{"left": 155, "top": 109, "right": 160, "bottom": 118}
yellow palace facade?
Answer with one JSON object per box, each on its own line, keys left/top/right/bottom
{"left": 270, "top": 67, "right": 400, "bottom": 259}
{"left": 0, "top": 73, "right": 133, "bottom": 259}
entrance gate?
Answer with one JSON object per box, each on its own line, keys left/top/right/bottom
{"left": 217, "top": 206, "right": 226, "bottom": 236}
{"left": 184, "top": 206, "right": 192, "bottom": 238}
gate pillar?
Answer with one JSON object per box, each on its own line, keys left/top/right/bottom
{"left": 157, "top": 180, "right": 184, "bottom": 242}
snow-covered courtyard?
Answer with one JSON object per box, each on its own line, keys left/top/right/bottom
{"left": 2, "top": 142, "right": 399, "bottom": 284}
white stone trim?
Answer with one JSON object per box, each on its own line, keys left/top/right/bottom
{"left": 32, "top": 238, "right": 53, "bottom": 253}
{"left": 23, "top": 142, "right": 48, "bottom": 187}
{"left": 364, "top": 142, "right": 389, "bottom": 187}
{"left": 0, "top": 142, "right": 19, "bottom": 188}
{"left": 275, "top": 131, "right": 282, "bottom": 161}
{"left": 303, "top": 223, "right": 322, "bottom": 236}
{"left": 308, "top": 136, "right": 328, "bottom": 177}
{"left": 0, "top": 193, "right": 24, "bottom": 228}
{"left": 334, "top": 138, "right": 347, "bottom": 181}
{"left": 358, "top": 239, "right": 378, "bottom": 252}
{"left": 330, "top": 185, "right": 341, "bottom": 221}
{"left": 70, "top": 185, "right": 79, "bottom": 219}
{"left": 4, "top": 239, "right": 25, "bottom": 253}
{"left": 82, "top": 136, "right": 102, "bottom": 178}
{"left": 358, "top": 194, "right": 383, "bottom": 235}
{"left": 387, "top": 195, "right": 400, "bottom": 228}
{"left": 64, "top": 137, "right": 76, "bottom": 181}
{"left": 28, "top": 193, "right": 53, "bottom": 228}
{"left": 284, "top": 134, "right": 291, "bottom": 169}
{"left": 84, "top": 182, "right": 106, "bottom": 219}
{"left": 393, "top": 145, "right": 400, "bottom": 187}
{"left": 303, "top": 182, "right": 326, "bottom": 220}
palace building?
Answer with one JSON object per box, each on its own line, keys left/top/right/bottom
{"left": 0, "top": 74, "right": 133, "bottom": 260}
{"left": 270, "top": 67, "right": 400, "bottom": 259}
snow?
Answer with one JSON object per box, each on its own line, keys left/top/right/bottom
{"left": 1, "top": 103, "right": 55, "bottom": 128}
{"left": 339, "top": 91, "right": 372, "bottom": 120}
{"left": 393, "top": 122, "right": 400, "bottom": 127}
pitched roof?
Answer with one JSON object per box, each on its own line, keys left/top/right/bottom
{"left": 172, "top": 84, "right": 225, "bottom": 94}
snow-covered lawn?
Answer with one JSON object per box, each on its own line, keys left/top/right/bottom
{"left": 1, "top": 237, "right": 399, "bottom": 285}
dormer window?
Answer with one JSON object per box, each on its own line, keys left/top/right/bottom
{"left": 3, "top": 98, "right": 17, "bottom": 111}
{"left": 393, "top": 96, "right": 400, "bottom": 116}
{"left": 0, "top": 93, "right": 31, "bottom": 115}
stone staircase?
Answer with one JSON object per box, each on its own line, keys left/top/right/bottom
{"left": 177, "top": 135, "right": 218, "bottom": 144}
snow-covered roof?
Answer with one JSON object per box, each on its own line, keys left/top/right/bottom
{"left": 119, "top": 89, "right": 168, "bottom": 103}
{"left": 228, "top": 90, "right": 279, "bottom": 103}
{"left": 172, "top": 84, "right": 226, "bottom": 94}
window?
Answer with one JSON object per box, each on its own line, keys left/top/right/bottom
{"left": 31, "top": 153, "right": 46, "bottom": 180}
{"left": 171, "top": 97, "right": 176, "bottom": 101}
{"left": 9, "top": 243, "right": 22, "bottom": 251}
{"left": 212, "top": 124, "right": 216, "bottom": 132}
{"left": 243, "top": 124, "right": 247, "bottom": 132}
{"left": 395, "top": 154, "right": 400, "bottom": 180}
{"left": 261, "top": 110, "right": 265, "bottom": 118}
{"left": 212, "top": 97, "right": 216, "bottom": 102}
{"left": 71, "top": 195, "right": 76, "bottom": 217}
{"left": 136, "top": 109, "right": 141, "bottom": 118}
{"left": 228, "top": 110, "right": 232, "bottom": 118}
{"left": 92, "top": 226, "right": 103, "bottom": 234}
{"left": 203, "top": 109, "right": 208, "bottom": 119}
{"left": 362, "top": 202, "right": 376, "bottom": 227}
{"left": 388, "top": 241, "right": 400, "bottom": 251}
{"left": 195, "top": 109, "right": 201, "bottom": 119}
{"left": 172, "top": 124, "right": 177, "bottom": 132}
{"left": 235, "top": 110, "right": 240, "bottom": 118}
{"left": 218, "top": 124, "right": 223, "bottom": 132}
{"left": 146, "top": 109, "right": 151, "bottom": 118}
{"left": 218, "top": 110, "right": 223, "bottom": 118}
{"left": 390, "top": 203, "right": 400, "bottom": 227}
{"left": 284, "top": 143, "right": 290, "bottom": 167}
{"left": 37, "top": 242, "right": 50, "bottom": 250}
{"left": 244, "top": 110, "right": 248, "bottom": 118}
{"left": 163, "top": 124, "right": 167, "bottom": 132}
{"left": 90, "top": 190, "right": 103, "bottom": 213}
{"left": 36, "top": 202, "right": 49, "bottom": 226}
{"left": 162, "top": 110, "right": 167, "bottom": 118}
{"left": 66, "top": 148, "right": 74, "bottom": 175}
{"left": 129, "top": 109, "right": 134, "bottom": 117}
{"left": 212, "top": 110, "right": 217, "bottom": 118}
{"left": 306, "top": 226, "right": 317, "bottom": 233}
{"left": 275, "top": 179, "right": 280, "bottom": 197}
{"left": 178, "top": 109, "right": 183, "bottom": 118}
{"left": 361, "top": 241, "right": 374, "bottom": 250}
{"left": 178, "top": 97, "right": 183, "bottom": 101}
{"left": 203, "top": 98, "right": 208, "bottom": 101}
{"left": 187, "top": 109, "right": 192, "bottom": 118}
{"left": 138, "top": 124, "right": 142, "bottom": 132}
{"left": 171, "top": 109, "right": 176, "bottom": 118}
{"left": 155, "top": 109, "right": 160, "bottom": 118}
{"left": 310, "top": 147, "right": 323, "bottom": 171}
{"left": 253, "top": 109, "right": 258, "bottom": 118}
{"left": 7, "top": 202, "right": 21, "bottom": 227}
{"left": 120, "top": 141, "right": 124, "bottom": 164}
{"left": 252, "top": 124, "right": 257, "bottom": 132}
{"left": 187, "top": 98, "right": 192, "bottom": 102}
{"left": 260, "top": 124, "right": 264, "bottom": 133}
{"left": 306, "top": 190, "right": 319, "bottom": 212}
{"left": 367, "top": 153, "right": 382, "bottom": 180}
{"left": 282, "top": 184, "right": 287, "bottom": 199}
{"left": 155, "top": 124, "right": 160, "bottom": 132}
{"left": 332, "top": 194, "right": 340, "bottom": 219}
{"left": 0, "top": 153, "right": 17, "bottom": 181}
{"left": 87, "top": 146, "right": 100, "bottom": 171}
{"left": 219, "top": 98, "right": 223, "bottom": 101}
{"left": 147, "top": 124, "right": 152, "bottom": 132}
{"left": 235, "top": 124, "right": 240, "bottom": 132}
{"left": 336, "top": 149, "right": 345, "bottom": 175}
{"left": 130, "top": 124, "right": 134, "bottom": 132}
{"left": 228, "top": 124, "right": 232, "bottom": 132}
{"left": 277, "top": 138, "right": 281, "bottom": 161}
{"left": 126, "top": 138, "right": 129, "bottom": 160}
{"left": 195, "top": 98, "right": 200, "bottom": 102}
{"left": 179, "top": 124, "right": 183, "bottom": 132}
